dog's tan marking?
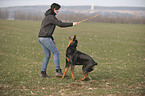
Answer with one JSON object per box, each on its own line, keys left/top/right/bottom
{"left": 66, "top": 57, "right": 70, "bottom": 62}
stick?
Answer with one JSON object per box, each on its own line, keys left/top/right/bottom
{"left": 78, "top": 14, "right": 99, "bottom": 24}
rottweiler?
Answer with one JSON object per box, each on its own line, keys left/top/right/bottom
{"left": 61, "top": 35, "right": 98, "bottom": 81}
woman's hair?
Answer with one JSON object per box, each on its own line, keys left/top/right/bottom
{"left": 51, "top": 3, "right": 61, "bottom": 10}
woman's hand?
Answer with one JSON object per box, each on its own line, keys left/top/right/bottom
{"left": 73, "top": 22, "right": 79, "bottom": 26}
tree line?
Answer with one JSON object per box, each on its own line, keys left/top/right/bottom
{"left": 0, "top": 9, "right": 145, "bottom": 24}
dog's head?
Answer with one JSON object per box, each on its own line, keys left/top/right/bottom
{"left": 68, "top": 35, "right": 78, "bottom": 48}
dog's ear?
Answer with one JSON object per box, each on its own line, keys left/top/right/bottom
{"left": 69, "top": 36, "right": 72, "bottom": 40}
{"left": 68, "top": 36, "right": 73, "bottom": 47}
{"left": 73, "top": 35, "right": 76, "bottom": 40}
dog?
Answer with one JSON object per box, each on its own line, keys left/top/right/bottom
{"left": 61, "top": 35, "right": 98, "bottom": 81}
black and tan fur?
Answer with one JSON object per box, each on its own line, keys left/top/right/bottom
{"left": 61, "top": 35, "right": 98, "bottom": 81}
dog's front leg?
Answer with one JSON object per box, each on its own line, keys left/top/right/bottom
{"left": 62, "top": 63, "right": 70, "bottom": 79}
{"left": 71, "top": 65, "right": 75, "bottom": 80}
{"left": 70, "top": 58, "right": 75, "bottom": 80}
{"left": 69, "top": 57, "right": 75, "bottom": 80}
{"left": 62, "top": 58, "right": 70, "bottom": 79}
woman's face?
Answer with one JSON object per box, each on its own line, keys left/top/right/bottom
{"left": 54, "top": 8, "right": 59, "bottom": 14}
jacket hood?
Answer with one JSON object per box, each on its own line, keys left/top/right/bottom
{"left": 45, "top": 9, "right": 56, "bottom": 16}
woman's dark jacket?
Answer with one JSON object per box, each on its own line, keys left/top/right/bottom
{"left": 38, "top": 9, "right": 73, "bottom": 40}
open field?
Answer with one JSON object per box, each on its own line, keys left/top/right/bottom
{"left": 0, "top": 20, "right": 145, "bottom": 96}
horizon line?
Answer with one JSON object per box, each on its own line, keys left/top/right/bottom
{"left": 1, "top": 5, "right": 145, "bottom": 8}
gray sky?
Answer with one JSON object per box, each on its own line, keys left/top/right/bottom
{"left": 0, "top": 0, "right": 145, "bottom": 7}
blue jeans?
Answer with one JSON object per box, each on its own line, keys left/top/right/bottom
{"left": 39, "top": 37, "right": 60, "bottom": 71}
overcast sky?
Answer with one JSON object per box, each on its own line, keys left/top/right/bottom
{"left": 0, "top": 0, "right": 145, "bottom": 7}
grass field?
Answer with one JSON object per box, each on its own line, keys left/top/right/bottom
{"left": 0, "top": 20, "right": 145, "bottom": 96}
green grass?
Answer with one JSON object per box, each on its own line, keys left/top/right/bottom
{"left": 0, "top": 20, "right": 145, "bottom": 96}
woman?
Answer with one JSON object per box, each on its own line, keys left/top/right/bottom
{"left": 38, "top": 3, "right": 78, "bottom": 77}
